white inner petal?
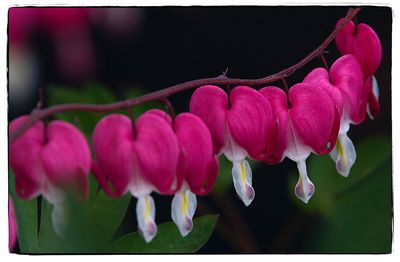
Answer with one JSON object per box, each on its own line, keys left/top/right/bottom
{"left": 51, "top": 202, "right": 67, "bottom": 238}
{"left": 232, "top": 159, "right": 255, "bottom": 206}
{"left": 285, "top": 120, "right": 311, "bottom": 162}
{"left": 171, "top": 189, "right": 197, "bottom": 237}
{"left": 223, "top": 132, "right": 248, "bottom": 162}
{"left": 42, "top": 178, "right": 65, "bottom": 205}
{"left": 372, "top": 75, "right": 379, "bottom": 100}
{"left": 294, "top": 159, "right": 315, "bottom": 204}
{"left": 129, "top": 170, "right": 153, "bottom": 198}
{"left": 329, "top": 133, "right": 356, "bottom": 177}
{"left": 136, "top": 195, "right": 157, "bottom": 243}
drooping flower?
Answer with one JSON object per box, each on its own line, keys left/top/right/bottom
{"left": 304, "top": 55, "right": 365, "bottom": 177}
{"left": 9, "top": 196, "right": 18, "bottom": 252}
{"left": 9, "top": 116, "right": 91, "bottom": 236}
{"left": 260, "top": 83, "right": 339, "bottom": 203}
{"left": 92, "top": 112, "right": 180, "bottom": 243}
{"left": 335, "top": 18, "right": 382, "bottom": 120}
{"left": 190, "top": 85, "right": 275, "bottom": 206}
{"left": 145, "top": 109, "right": 218, "bottom": 237}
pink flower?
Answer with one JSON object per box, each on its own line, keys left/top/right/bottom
{"left": 9, "top": 116, "right": 91, "bottom": 236}
{"left": 9, "top": 197, "right": 17, "bottom": 252}
{"left": 260, "top": 83, "right": 339, "bottom": 203}
{"left": 146, "top": 109, "right": 218, "bottom": 237}
{"left": 92, "top": 112, "right": 180, "bottom": 242}
{"left": 335, "top": 19, "right": 382, "bottom": 77}
{"left": 304, "top": 55, "right": 365, "bottom": 177}
{"left": 335, "top": 18, "right": 381, "bottom": 120}
{"left": 190, "top": 85, "right": 275, "bottom": 206}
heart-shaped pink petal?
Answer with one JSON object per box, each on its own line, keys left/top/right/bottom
{"left": 175, "top": 112, "right": 218, "bottom": 196}
{"left": 92, "top": 114, "right": 136, "bottom": 197}
{"left": 41, "top": 120, "right": 91, "bottom": 200}
{"left": 190, "top": 85, "right": 228, "bottom": 155}
{"left": 289, "top": 83, "right": 338, "bottom": 155}
{"left": 259, "top": 86, "right": 291, "bottom": 164}
{"left": 9, "top": 116, "right": 45, "bottom": 199}
{"left": 134, "top": 111, "right": 180, "bottom": 194}
{"left": 303, "top": 67, "right": 344, "bottom": 117}
{"left": 335, "top": 19, "right": 382, "bottom": 77}
{"left": 227, "top": 86, "right": 274, "bottom": 161}
{"left": 330, "top": 55, "right": 366, "bottom": 125}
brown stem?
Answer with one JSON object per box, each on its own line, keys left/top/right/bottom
{"left": 160, "top": 98, "right": 175, "bottom": 121}
{"left": 9, "top": 7, "right": 361, "bottom": 144}
{"left": 319, "top": 52, "right": 329, "bottom": 70}
{"left": 281, "top": 78, "right": 289, "bottom": 94}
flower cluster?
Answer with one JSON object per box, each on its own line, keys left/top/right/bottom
{"left": 9, "top": 17, "right": 381, "bottom": 243}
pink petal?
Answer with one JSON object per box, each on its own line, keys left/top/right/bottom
{"left": 9, "top": 116, "right": 45, "bottom": 199}
{"left": 145, "top": 109, "right": 173, "bottom": 125}
{"left": 9, "top": 197, "right": 17, "bottom": 252}
{"left": 303, "top": 67, "right": 344, "bottom": 117}
{"left": 335, "top": 18, "right": 355, "bottom": 55}
{"left": 41, "top": 120, "right": 91, "bottom": 200}
{"left": 289, "top": 83, "right": 337, "bottom": 155}
{"left": 330, "top": 55, "right": 366, "bottom": 124}
{"left": 259, "top": 87, "right": 291, "bottom": 164}
{"left": 134, "top": 111, "right": 180, "bottom": 194}
{"left": 92, "top": 114, "right": 136, "bottom": 197}
{"left": 175, "top": 113, "right": 218, "bottom": 196}
{"left": 335, "top": 19, "right": 382, "bottom": 77}
{"left": 190, "top": 85, "right": 229, "bottom": 155}
{"left": 227, "top": 86, "right": 275, "bottom": 160}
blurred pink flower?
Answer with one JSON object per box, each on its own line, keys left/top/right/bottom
{"left": 92, "top": 112, "right": 180, "bottom": 242}
{"left": 9, "top": 116, "right": 91, "bottom": 236}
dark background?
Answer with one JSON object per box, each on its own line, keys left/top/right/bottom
{"left": 8, "top": 6, "right": 392, "bottom": 253}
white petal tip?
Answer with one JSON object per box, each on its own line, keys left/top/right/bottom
{"left": 171, "top": 190, "right": 197, "bottom": 237}
{"left": 232, "top": 159, "right": 255, "bottom": 207}
{"left": 337, "top": 169, "right": 350, "bottom": 178}
{"left": 295, "top": 160, "right": 315, "bottom": 204}
{"left": 178, "top": 217, "right": 193, "bottom": 237}
{"left": 295, "top": 181, "right": 315, "bottom": 204}
{"left": 238, "top": 185, "right": 255, "bottom": 207}
{"left": 138, "top": 221, "right": 157, "bottom": 243}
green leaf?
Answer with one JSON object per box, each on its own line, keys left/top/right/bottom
{"left": 290, "top": 136, "right": 392, "bottom": 253}
{"left": 107, "top": 214, "right": 219, "bottom": 253}
{"left": 8, "top": 171, "right": 39, "bottom": 253}
{"left": 85, "top": 186, "right": 131, "bottom": 243}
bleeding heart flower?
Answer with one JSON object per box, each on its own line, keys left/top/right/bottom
{"left": 335, "top": 18, "right": 382, "bottom": 120}
{"left": 260, "top": 83, "right": 339, "bottom": 203}
{"left": 9, "top": 196, "right": 17, "bottom": 252}
{"left": 92, "top": 112, "right": 180, "bottom": 243}
{"left": 335, "top": 19, "right": 382, "bottom": 77}
{"left": 190, "top": 85, "right": 275, "bottom": 206}
{"left": 9, "top": 116, "right": 91, "bottom": 236}
{"left": 145, "top": 109, "right": 218, "bottom": 237}
{"left": 312, "top": 55, "right": 364, "bottom": 177}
